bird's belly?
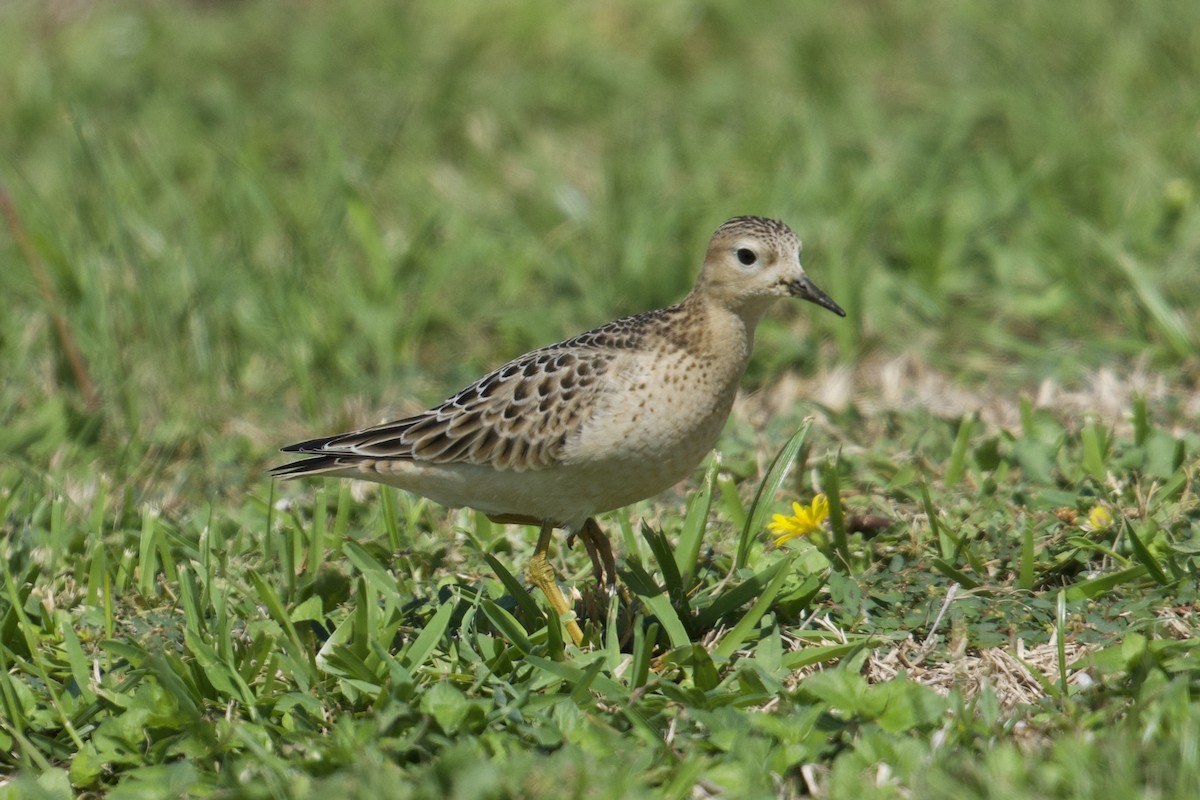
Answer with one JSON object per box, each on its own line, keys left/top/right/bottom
{"left": 365, "top": 452, "right": 707, "bottom": 529}
{"left": 560, "top": 356, "right": 741, "bottom": 508}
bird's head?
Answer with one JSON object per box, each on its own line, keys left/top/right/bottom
{"left": 695, "top": 216, "right": 845, "bottom": 322}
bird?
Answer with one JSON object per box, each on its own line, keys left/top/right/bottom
{"left": 272, "top": 216, "right": 845, "bottom": 646}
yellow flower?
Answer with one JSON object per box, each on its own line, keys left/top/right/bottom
{"left": 1084, "top": 505, "right": 1113, "bottom": 532}
{"left": 769, "top": 493, "right": 830, "bottom": 546}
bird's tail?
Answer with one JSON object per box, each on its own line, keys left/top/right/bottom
{"left": 269, "top": 454, "right": 355, "bottom": 480}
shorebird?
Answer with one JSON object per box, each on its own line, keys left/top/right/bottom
{"left": 273, "top": 216, "right": 845, "bottom": 645}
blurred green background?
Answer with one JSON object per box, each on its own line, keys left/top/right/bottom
{"left": 4, "top": 4, "right": 1200, "bottom": 797}
{"left": 2, "top": 0, "right": 1198, "bottom": 490}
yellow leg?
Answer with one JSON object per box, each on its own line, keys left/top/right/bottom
{"left": 526, "top": 523, "right": 584, "bottom": 646}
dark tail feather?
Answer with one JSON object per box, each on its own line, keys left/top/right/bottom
{"left": 269, "top": 454, "right": 351, "bottom": 479}
{"left": 280, "top": 434, "right": 343, "bottom": 454}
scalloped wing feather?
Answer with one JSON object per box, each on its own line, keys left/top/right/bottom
{"left": 281, "top": 345, "right": 619, "bottom": 472}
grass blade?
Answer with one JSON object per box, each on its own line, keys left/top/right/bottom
{"left": 522, "top": 655, "right": 628, "bottom": 698}
{"left": 931, "top": 558, "right": 982, "bottom": 590}
{"left": 137, "top": 508, "right": 159, "bottom": 598}
{"left": 921, "top": 480, "right": 954, "bottom": 559}
{"left": 248, "top": 569, "right": 315, "bottom": 678}
{"left": 1055, "top": 589, "right": 1069, "bottom": 699}
{"left": 696, "top": 560, "right": 788, "bottom": 630}
{"left": 1080, "top": 419, "right": 1107, "bottom": 483}
{"left": 713, "top": 554, "right": 794, "bottom": 659}
{"left": 400, "top": 600, "right": 455, "bottom": 671}
{"left": 1018, "top": 517, "right": 1036, "bottom": 591}
{"left": 1063, "top": 565, "right": 1149, "bottom": 601}
{"left": 621, "top": 559, "right": 691, "bottom": 648}
{"left": 676, "top": 457, "right": 718, "bottom": 585}
{"left": 641, "top": 522, "right": 693, "bottom": 622}
{"left": 482, "top": 553, "right": 545, "bottom": 625}
{"left": 1090, "top": 226, "right": 1197, "bottom": 358}
{"left": 379, "top": 487, "right": 403, "bottom": 551}
{"left": 480, "top": 600, "right": 534, "bottom": 655}
{"left": 629, "top": 619, "right": 656, "bottom": 690}
{"left": 780, "top": 641, "right": 869, "bottom": 670}
{"left": 717, "top": 475, "right": 748, "bottom": 532}
{"left": 1125, "top": 520, "right": 1169, "bottom": 585}
{"left": 822, "top": 455, "right": 851, "bottom": 573}
{"left": 736, "top": 420, "right": 813, "bottom": 570}
{"left": 945, "top": 413, "right": 974, "bottom": 487}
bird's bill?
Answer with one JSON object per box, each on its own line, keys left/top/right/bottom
{"left": 788, "top": 274, "right": 846, "bottom": 317}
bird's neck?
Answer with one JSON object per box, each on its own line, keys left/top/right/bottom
{"left": 679, "top": 291, "right": 761, "bottom": 364}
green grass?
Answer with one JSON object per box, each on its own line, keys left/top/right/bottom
{"left": 2, "top": 1, "right": 1199, "bottom": 797}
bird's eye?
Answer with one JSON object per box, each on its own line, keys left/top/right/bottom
{"left": 736, "top": 248, "right": 757, "bottom": 266}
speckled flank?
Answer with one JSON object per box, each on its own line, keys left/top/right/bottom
{"left": 272, "top": 215, "right": 842, "bottom": 531}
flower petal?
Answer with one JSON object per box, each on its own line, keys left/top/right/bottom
{"left": 812, "top": 493, "right": 830, "bottom": 520}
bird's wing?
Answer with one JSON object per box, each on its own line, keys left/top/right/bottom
{"left": 277, "top": 344, "right": 623, "bottom": 472}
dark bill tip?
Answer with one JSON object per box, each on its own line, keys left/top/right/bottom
{"left": 789, "top": 275, "right": 846, "bottom": 317}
